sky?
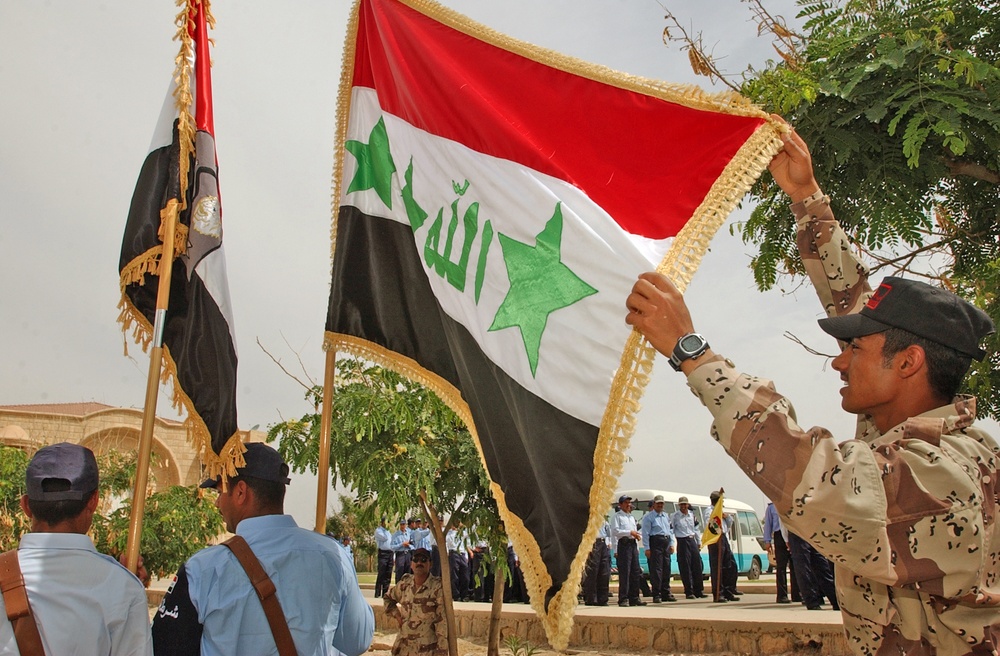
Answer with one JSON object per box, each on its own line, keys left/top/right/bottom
{"left": 5, "top": 0, "right": 973, "bottom": 527}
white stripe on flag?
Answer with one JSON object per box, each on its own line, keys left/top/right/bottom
{"left": 194, "top": 247, "right": 237, "bottom": 354}
{"left": 341, "top": 88, "right": 672, "bottom": 426}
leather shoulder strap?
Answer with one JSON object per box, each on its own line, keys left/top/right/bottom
{"left": 0, "top": 549, "right": 47, "bottom": 656}
{"left": 221, "top": 536, "right": 297, "bottom": 656}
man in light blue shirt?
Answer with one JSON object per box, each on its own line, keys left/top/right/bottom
{"left": 151, "top": 443, "right": 374, "bottom": 655}
{"left": 446, "top": 521, "right": 472, "bottom": 601}
{"left": 581, "top": 521, "right": 611, "bottom": 606}
{"left": 390, "top": 518, "right": 413, "bottom": 585}
{"left": 762, "top": 501, "right": 794, "bottom": 604}
{"left": 611, "top": 495, "right": 646, "bottom": 607}
{"left": 669, "top": 496, "right": 705, "bottom": 599}
{"left": 1, "top": 442, "right": 152, "bottom": 656}
{"left": 640, "top": 495, "right": 676, "bottom": 602}
{"left": 374, "top": 517, "right": 393, "bottom": 598}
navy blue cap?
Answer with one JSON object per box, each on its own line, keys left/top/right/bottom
{"left": 818, "top": 277, "right": 994, "bottom": 360}
{"left": 26, "top": 443, "right": 99, "bottom": 501}
{"left": 200, "top": 443, "right": 291, "bottom": 488}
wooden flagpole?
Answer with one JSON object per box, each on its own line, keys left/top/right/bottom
{"left": 315, "top": 347, "right": 336, "bottom": 533}
{"left": 124, "top": 205, "right": 179, "bottom": 574}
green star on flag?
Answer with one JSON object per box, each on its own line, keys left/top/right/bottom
{"left": 345, "top": 117, "right": 396, "bottom": 208}
{"left": 489, "top": 202, "right": 597, "bottom": 377}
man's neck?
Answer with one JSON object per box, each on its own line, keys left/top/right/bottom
{"left": 30, "top": 518, "right": 88, "bottom": 534}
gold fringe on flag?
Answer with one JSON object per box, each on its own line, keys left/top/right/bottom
{"left": 328, "top": 0, "right": 785, "bottom": 649}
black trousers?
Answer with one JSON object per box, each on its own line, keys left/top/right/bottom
{"left": 375, "top": 549, "right": 394, "bottom": 597}
{"left": 616, "top": 538, "right": 641, "bottom": 603}
{"left": 707, "top": 535, "right": 737, "bottom": 600}
{"left": 788, "top": 533, "right": 838, "bottom": 609}
{"left": 504, "top": 546, "right": 528, "bottom": 602}
{"left": 449, "top": 550, "right": 470, "bottom": 600}
{"left": 470, "top": 550, "right": 487, "bottom": 601}
{"left": 430, "top": 545, "right": 442, "bottom": 577}
{"left": 647, "top": 535, "right": 673, "bottom": 598}
{"left": 393, "top": 551, "right": 411, "bottom": 585}
{"left": 676, "top": 535, "right": 704, "bottom": 596}
{"left": 772, "top": 532, "right": 795, "bottom": 602}
{"left": 581, "top": 539, "right": 610, "bottom": 604}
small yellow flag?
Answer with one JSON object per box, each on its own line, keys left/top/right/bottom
{"left": 701, "top": 491, "right": 726, "bottom": 548}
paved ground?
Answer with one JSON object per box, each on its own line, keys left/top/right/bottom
{"left": 151, "top": 575, "right": 844, "bottom": 654}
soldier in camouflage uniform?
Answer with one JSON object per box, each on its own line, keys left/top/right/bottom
{"left": 383, "top": 547, "right": 447, "bottom": 656}
{"left": 625, "top": 119, "right": 1000, "bottom": 656}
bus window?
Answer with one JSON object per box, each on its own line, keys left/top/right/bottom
{"left": 737, "top": 511, "right": 752, "bottom": 538}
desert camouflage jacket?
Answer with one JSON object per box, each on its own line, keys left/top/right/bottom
{"left": 686, "top": 196, "right": 1000, "bottom": 656}
{"left": 383, "top": 573, "right": 447, "bottom": 656}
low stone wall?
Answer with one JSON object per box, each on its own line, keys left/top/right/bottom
{"left": 373, "top": 604, "right": 851, "bottom": 655}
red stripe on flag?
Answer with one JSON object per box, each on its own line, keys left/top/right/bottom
{"left": 352, "top": 0, "right": 765, "bottom": 240}
{"left": 191, "top": 0, "right": 214, "bottom": 136}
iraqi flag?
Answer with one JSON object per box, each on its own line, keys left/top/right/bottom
{"left": 119, "top": 0, "right": 242, "bottom": 480}
{"left": 328, "top": 0, "right": 782, "bottom": 645}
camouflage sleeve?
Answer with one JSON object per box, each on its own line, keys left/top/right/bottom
{"left": 794, "top": 196, "right": 872, "bottom": 319}
{"left": 383, "top": 582, "right": 402, "bottom": 621}
{"left": 687, "top": 354, "right": 987, "bottom": 596}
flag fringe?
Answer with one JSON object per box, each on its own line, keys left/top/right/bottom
{"left": 322, "top": 331, "right": 556, "bottom": 624}
{"left": 328, "top": 0, "right": 786, "bottom": 648}
{"left": 117, "top": 289, "right": 247, "bottom": 485}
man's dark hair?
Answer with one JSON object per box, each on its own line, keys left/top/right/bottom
{"left": 881, "top": 327, "right": 971, "bottom": 401}
{"left": 231, "top": 474, "right": 286, "bottom": 509}
{"left": 27, "top": 479, "right": 96, "bottom": 524}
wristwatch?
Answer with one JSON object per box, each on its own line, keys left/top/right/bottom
{"left": 669, "top": 333, "right": 710, "bottom": 371}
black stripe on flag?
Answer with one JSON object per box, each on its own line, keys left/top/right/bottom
{"left": 328, "top": 205, "right": 596, "bottom": 603}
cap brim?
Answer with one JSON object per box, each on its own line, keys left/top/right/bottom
{"left": 817, "top": 312, "right": 890, "bottom": 341}
{"left": 199, "top": 477, "right": 220, "bottom": 489}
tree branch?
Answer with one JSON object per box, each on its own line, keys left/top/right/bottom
{"left": 945, "top": 157, "right": 1000, "bottom": 185}
{"left": 257, "top": 337, "right": 315, "bottom": 392}
{"left": 658, "top": 5, "right": 742, "bottom": 92}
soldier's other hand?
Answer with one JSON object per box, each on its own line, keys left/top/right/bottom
{"left": 625, "top": 272, "right": 695, "bottom": 357}
{"left": 767, "top": 115, "right": 820, "bottom": 203}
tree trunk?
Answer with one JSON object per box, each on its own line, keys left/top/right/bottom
{"left": 487, "top": 567, "right": 506, "bottom": 656}
{"left": 420, "top": 492, "right": 458, "bottom": 656}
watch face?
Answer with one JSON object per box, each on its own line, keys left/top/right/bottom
{"left": 679, "top": 334, "right": 705, "bottom": 353}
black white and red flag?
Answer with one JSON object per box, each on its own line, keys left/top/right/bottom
{"left": 119, "top": 0, "right": 241, "bottom": 478}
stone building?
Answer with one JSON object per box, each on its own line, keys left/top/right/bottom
{"left": 0, "top": 402, "right": 265, "bottom": 489}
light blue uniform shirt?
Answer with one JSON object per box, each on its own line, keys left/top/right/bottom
{"left": 0, "top": 532, "right": 152, "bottom": 656}
{"left": 670, "top": 509, "right": 700, "bottom": 539}
{"left": 185, "top": 514, "right": 374, "bottom": 656}
{"left": 610, "top": 509, "right": 638, "bottom": 542}
{"left": 374, "top": 526, "right": 392, "bottom": 551}
{"left": 640, "top": 510, "right": 675, "bottom": 549}
{"left": 389, "top": 527, "right": 411, "bottom": 552}
{"left": 597, "top": 521, "right": 612, "bottom": 547}
{"left": 762, "top": 502, "right": 788, "bottom": 544}
{"left": 412, "top": 527, "right": 433, "bottom": 550}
